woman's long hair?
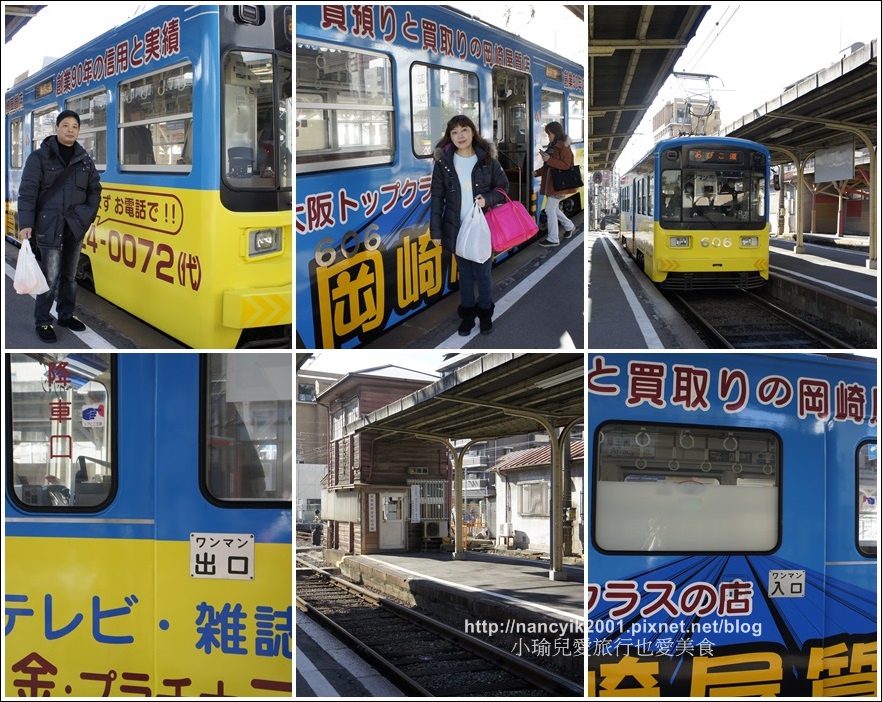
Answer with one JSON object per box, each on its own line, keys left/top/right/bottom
{"left": 435, "top": 114, "right": 494, "bottom": 164}
{"left": 545, "top": 121, "right": 568, "bottom": 145}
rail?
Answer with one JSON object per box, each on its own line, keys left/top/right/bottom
{"left": 295, "top": 556, "right": 584, "bottom": 697}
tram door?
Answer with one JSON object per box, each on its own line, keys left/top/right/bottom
{"left": 492, "top": 68, "right": 530, "bottom": 209}
{"left": 379, "top": 492, "right": 406, "bottom": 549}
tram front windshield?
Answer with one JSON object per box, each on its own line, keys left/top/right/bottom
{"left": 659, "top": 148, "right": 767, "bottom": 228}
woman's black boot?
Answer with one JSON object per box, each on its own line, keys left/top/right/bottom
{"left": 457, "top": 305, "right": 477, "bottom": 336}
{"left": 477, "top": 304, "right": 495, "bottom": 335}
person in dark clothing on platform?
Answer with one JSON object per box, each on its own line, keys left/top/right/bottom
{"left": 430, "top": 114, "right": 508, "bottom": 336}
{"left": 17, "top": 110, "right": 102, "bottom": 343}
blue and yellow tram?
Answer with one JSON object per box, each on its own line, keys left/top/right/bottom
{"left": 295, "top": 4, "right": 585, "bottom": 348}
{"left": 619, "top": 136, "right": 771, "bottom": 289}
{"left": 4, "top": 352, "right": 292, "bottom": 696}
{"left": 587, "top": 352, "right": 877, "bottom": 697}
{"left": 4, "top": 5, "right": 292, "bottom": 348}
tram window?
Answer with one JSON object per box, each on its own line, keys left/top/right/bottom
{"left": 680, "top": 167, "right": 765, "bottom": 223}
{"left": 857, "top": 442, "right": 877, "bottom": 557}
{"left": 119, "top": 63, "right": 193, "bottom": 172}
{"left": 296, "top": 42, "right": 394, "bottom": 171}
{"left": 6, "top": 353, "right": 114, "bottom": 511}
{"left": 66, "top": 89, "right": 108, "bottom": 168}
{"left": 10, "top": 118, "right": 23, "bottom": 169}
{"left": 204, "top": 354, "right": 292, "bottom": 503}
{"left": 568, "top": 95, "right": 584, "bottom": 143}
{"left": 279, "top": 57, "right": 293, "bottom": 189}
{"left": 411, "top": 64, "right": 479, "bottom": 157}
{"left": 539, "top": 89, "right": 563, "bottom": 147}
{"left": 594, "top": 422, "right": 780, "bottom": 552}
{"left": 33, "top": 106, "right": 58, "bottom": 146}
{"left": 660, "top": 170, "right": 682, "bottom": 220}
{"left": 752, "top": 172, "right": 766, "bottom": 220}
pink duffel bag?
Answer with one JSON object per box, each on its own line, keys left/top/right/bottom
{"left": 484, "top": 188, "right": 539, "bottom": 253}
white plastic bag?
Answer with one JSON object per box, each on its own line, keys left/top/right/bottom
{"left": 455, "top": 201, "right": 492, "bottom": 263}
{"left": 13, "top": 239, "right": 50, "bottom": 295}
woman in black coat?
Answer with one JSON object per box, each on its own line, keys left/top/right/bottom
{"left": 430, "top": 115, "right": 508, "bottom": 335}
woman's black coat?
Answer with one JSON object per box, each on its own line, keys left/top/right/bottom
{"left": 430, "top": 143, "right": 509, "bottom": 253}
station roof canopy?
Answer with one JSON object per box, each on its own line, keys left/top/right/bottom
{"left": 587, "top": 4, "right": 711, "bottom": 173}
{"left": 4, "top": 4, "right": 45, "bottom": 43}
{"left": 352, "top": 353, "right": 584, "bottom": 442}
{"left": 719, "top": 39, "right": 877, "bottom": 164}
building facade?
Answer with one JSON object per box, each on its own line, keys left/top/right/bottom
{"left": 295, "top": 366, "right": 340, "bottom": 527}
{"left": 317, "top": 366, "right": 450, "bottom": 555}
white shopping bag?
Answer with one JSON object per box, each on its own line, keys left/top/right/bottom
{"left": 455, "top": 201, "right": 492, "bottom": 263}
{"left": 13, "top": 239, "right": 50, "bottom": 295}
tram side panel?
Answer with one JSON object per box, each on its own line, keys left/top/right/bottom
{"left": 4, "top": 5, "right": 293, "bottom": 349}
{"left": 586, "top": 353, "right": 877, "bottom": 697}
{"left": 295, "top": 4, "right": 585, "bottom": 348}
{"left": 4, "top": 353, "right": 292, "bottom": 697}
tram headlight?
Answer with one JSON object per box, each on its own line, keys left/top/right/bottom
{"left": 740, "top": 236, "right": 759, "bottom": 247}
{"left": 249, "top": 228, "right": 282, "bottom": 257}
{"left": 669, "top": 236, "right": 690, "bottom": 248}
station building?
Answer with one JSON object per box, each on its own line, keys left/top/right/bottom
{"left": 316, "top": 365, "right": 446, "bottom": 555}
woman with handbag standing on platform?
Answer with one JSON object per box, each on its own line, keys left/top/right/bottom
{"left": 430, "top": 115, "right": 508, "bottom": 336}
{"left": 534, "top": 121, "right": 579, "bottom": 247}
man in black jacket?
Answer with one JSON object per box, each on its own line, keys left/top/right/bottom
{"left": 17, "top": 110, "right": 102, "bottom": 342}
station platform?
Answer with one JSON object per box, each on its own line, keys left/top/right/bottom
{"left": 336, "top": 550, "right": 584, "bottom": 623}
{"left": 362, "top": 212, "right": 585, "bottom": 351}
{"left": 587, "top": 229, "right": 878, "bottom": 349}
{"left": 4, "top": 240, "right": 186, "bottom": 349}
{"left": 296, "top": 611, "right": 404, "bottom": 698}
{"left": 299, "top": 549, "right": 584, "bottom": 681}
{"left": 587, "top": 229, "right": 705, "bottom": 348}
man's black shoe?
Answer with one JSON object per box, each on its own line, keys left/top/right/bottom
{"left": 36, "top": 324, "right": 57, "bottom": 343}
{"left": 57, "top": 316, "right": 87, "bottom": 332}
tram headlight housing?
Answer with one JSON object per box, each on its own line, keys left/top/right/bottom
{"left": 249, "top": 228, "right": 283, "bottom": 257}
{"left": 669, "top": 236, "right": 690, "bottom": 248}
{"left": 740, "top": 236, "right": 759, "bottom": 247}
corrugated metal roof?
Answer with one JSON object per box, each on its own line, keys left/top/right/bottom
{"left": 491, "top": 441, "right": 585, "bottom": 473}
{"left": 588, "top": 5, "right": 710, "bottom": 172}
{"left": 354, "top": 353, "right": 584, "bottom": 441}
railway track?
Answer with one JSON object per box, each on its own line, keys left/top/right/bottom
{"left": 296, "top": 558, "right": 584, "bottom": 697}
{"left": 670, "top": 289, "right": 853, "bottom": 349}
